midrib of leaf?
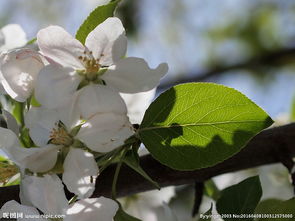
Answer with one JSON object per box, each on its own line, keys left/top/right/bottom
{"left": 139, "top": 120, "right": 266, "bottom": 132}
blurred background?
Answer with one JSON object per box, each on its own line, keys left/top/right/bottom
{"left": 0, "top": 0, "right": 295, "bottom": 220}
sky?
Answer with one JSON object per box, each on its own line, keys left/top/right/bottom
{"left": 0, "top": 0, "right": 294, "bottom": 133}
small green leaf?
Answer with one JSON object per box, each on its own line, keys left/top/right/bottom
{"left": 114, "top": 206, "right": 142, "bottom": 221}
{"left": 12, "top": 101, "right": 24, "bottom": 126}
{"left": 20, "top": 128, "right": 35, "bottom": 148}
{"left": 123, "top": 150, "right": 160, "bottom": 190}
{"left": 255, "top": 198, "right": 295, "bottom": 221}
{"left": 139, "top": 83, "right": 273, "bottom": 170}
{"left": 199, "top": 203, "right": 213, "bottom": 221}
{"left": 30, "top": 94, "right": 41, "bottom": 107}
{"left": 204, "top": 180, "right": 220, "bottom": 200}
{"left": 76, "top": 0, "right": 121, "bottom": 44}
{"left": 216, "top": 176, "right": 262, "bottom": 221}
{"left": 26, "top": 37, "right": 37, "bottom": 45}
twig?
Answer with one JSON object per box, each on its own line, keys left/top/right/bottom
{"left": 1, "top": 123, "right": 295, "bottom": 207}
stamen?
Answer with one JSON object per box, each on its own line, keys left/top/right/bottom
{"left": 49, "top": 124, "right": 73, "bottom": 146}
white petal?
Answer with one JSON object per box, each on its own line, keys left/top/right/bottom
{"left": 22, "top": 174, "right": 68, "bottom": 215}
{"left": 19, "top": 173, "right": 33, "bottom": 207}
{"left": 102, "top": 57, "right": 168, "bottom": 93}
{"left": 64, "top": 197, "right": 118, "bottom": 221}
{"left": 76, "top": 113, "right": 134, "bottom": 152}
{"left": 0, "top": 128, "right": 59, "bottom": 172}
{"left": 0, "top": 49, "right": 44, "bottom": 102}
{"left": 0, "top": 200, "right": 46, "bottom": 221}
{"left": 62, "top": 148, "right": 99, "bottom": 199}
{"left": 0, "top": 24, "right": 27, "bottom": 50}
{"left": 25, "top": 107, "right": 60, "bottom": 146}
{"left": 35, "top": 64, "right": 82, "bottom": 109}
{"left": 0, "top": 30, "right": 4, "bottom": 47}
{"left": 120, "top": 89, "right": 155, "bottom": 124}
{"left": 162, "top": 203, "right": 179, "bottom": 221}
{"left": 2, "top": 109, "right": 19, "bottom": 135}
{"left": 77, "top": 84, "right": 127, "bottom": 119}
{"left": 85, "top": 17, "right": 127, "bottom": 66}
{"left": 20, "top": 145, "right": 60, "bottom": 173}
{"left": 37, "top": 25, "right": 85, "bottom": 69}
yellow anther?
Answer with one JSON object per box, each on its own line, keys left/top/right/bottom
{"left": 49, "top": 124, "right": 73, "bottom": 146}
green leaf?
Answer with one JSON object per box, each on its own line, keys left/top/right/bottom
{"left": 139, "top": 83, "right": 273, "bottom": 170}
{"left": 12, "top": 101, "right": 24, "bottom": 126}
{"left": 76, "top": 0, "right": 121, "bottom": 44}
{"left": 123, "top": 150, "right": 160, "bottom": 190}
{"left": 216, "top": 176, "right": 262, "bottom": 221}
{"left": 254, "top": 198, "right": 283, "bottom": 215}
{"left": 255, "top": 198, "right": 295, "bottom": 221}
{"left": 114, "top": 207, "right": 142, "bottom": 221}
{"left": 199, "top": 203, "right": 213, "bottom": 221}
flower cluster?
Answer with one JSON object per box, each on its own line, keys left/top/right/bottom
{"left": 0, "top": 18, "right": 167, "bottom": 220}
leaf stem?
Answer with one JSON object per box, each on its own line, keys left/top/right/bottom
{"left": 111, "top": 148, "right": 128, "bottom": 199}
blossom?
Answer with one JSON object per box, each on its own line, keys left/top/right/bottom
{"left": 0, "top": 48, "right": 44, "bottom": 102}
{"left": 0, "top": 24, "right": 27, "bottom": 51}
{"left": 35, "top": 17, "right": 168, "bottom": 108}
{"left": 120, "top": 186, "right": 175, "bottom": 221}
{"left": 0, "top": 175, "right": 119, "bottom": 221}
{"left": 0, "top": 84, "right": 134, "bottom": 198}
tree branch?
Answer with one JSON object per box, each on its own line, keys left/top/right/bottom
{"left": 158, "top": 48, "right": 295, "bottom": 91}
{"left": 1, "top": 123, "right": 295, "bottom": 207}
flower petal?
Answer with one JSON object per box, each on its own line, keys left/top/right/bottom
{"left": 77, "top": 84, "right": 127, "bottom": 119}
{"left": 0, "top": 128, "right": 59, "bottom": 172}
{"left": 0, "top": 48, "right": 44, "bottom": 102}
{"left": 64, "top": 197, "right": 118, "bottom": 221}
{"left": 37, "top": 25, "right": 85, "bottom": 69}
{"left": 0, "top": 30, "right": 4, "bottom": 47}
{"left": 0, "top": 24, "right": 27, "bottom": 50}
{"left": 20, "top": 144, "right": 60, "bottom": 173}
{"left": 76, "top": 113, "right": 134, "bottom": 152}
{"left": 102, "top": 57, "right": 168, "bottom": 93}
{"left": 35, "top": 64, "right": 82, "bottom": 109}
{"left": 25, "top": 107, "right": 60, "bottom": 146}
{"left": 22, "top": 174, "right": 68, "bottom": 215}
{"left": 120, "top": 89, "right": 155, "bottom": 124}
{"left": 0, "top": 200, "right": 46, "bottom": 221}
{"left": 2, "top": 109, "right": 19, "bottom": 135}
{"left": 85, "top": 17, "right": 127, "bottom": 66}
{"left": 62, "top": 148, "right": 99, "bottom": 199}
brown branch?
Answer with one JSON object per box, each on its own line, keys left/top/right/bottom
{"left": 158, "top": 48, "right": 295, "bottom": 91}
{"left": 1, "top": 123, "right": 295, "bottom": 207}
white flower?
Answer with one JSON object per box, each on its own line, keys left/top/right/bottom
{"left": 120, "top": 186, "right": 175, "bottom": 221}
{"left": 35, "top": 17, "right": 168, "bottom": 108}
{"left": 0, "top": 48, "right": 44, "bottom": 102}
{"left": 0, "top": 200, "right": 46, "bottom": 221}
{"left": 0, "top": 24, "right": 27, "bottom": 51}
{"left": 0, "top": 84, "right": 133, "bottom": 198}
{"left": 1, "top": 175, "right": 119, "bottom": 221}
